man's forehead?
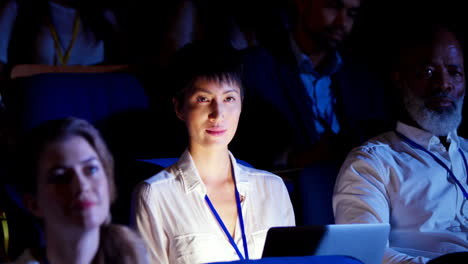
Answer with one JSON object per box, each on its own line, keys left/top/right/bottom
{"left": 344, "top": 0, "right": 362, "bottom": 7}
{"left": 401, "top": 35, "right": 463, "bottom": 64}
{"left": 306, "top": 0, "right": 362, "bottom": 8}
{"left": 327, "top": 0, "right": 362, "bottom": 8}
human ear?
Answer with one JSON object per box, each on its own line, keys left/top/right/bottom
{"left": 173, "top": 97, "right": 185, "bottom": 121}
{"left": 23, "top": 194, "right": 43, "bottom": 218}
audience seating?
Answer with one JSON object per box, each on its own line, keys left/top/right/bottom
{"left": 299, "top": 161, "right": 341, "bottom": 225}
{"left": 2, "top": 70, "right": 162, "bottom": 227}
{"left": 0, "top": 64, "right": 347, "bottom": 260}
{"left": 9, "top": 64, "right": 131, "bottom": 79}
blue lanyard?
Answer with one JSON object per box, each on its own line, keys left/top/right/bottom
{"left": 204, "top": 164, "right": 249, "bottom": 260}
{"left": 395, "top": 131, "right": 468, "bottom": 199}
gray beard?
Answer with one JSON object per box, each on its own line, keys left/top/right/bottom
{"left": 403, "top": 89, "right": 464, "bottom": 136}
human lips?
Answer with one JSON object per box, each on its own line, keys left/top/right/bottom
{"left": 425, "top": 96, "right": 455, "bottom": 109}
{"left": 206, "top": 127, "right": 227, "bottom": 136}
{"left": 329, "top": 32, "right": 344, "bottom": 41}
{"left": 326, "top": 28, "right": 345, "bottom": 42}
{"left": 72, "top": 200, "right": 96, "bottom": 210}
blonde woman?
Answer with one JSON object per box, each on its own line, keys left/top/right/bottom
{"left": 13, "top": 117, "right": 149, "bottom": 264}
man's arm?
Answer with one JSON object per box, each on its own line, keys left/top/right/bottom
{"left": 333, "top": 148, "right": 430, "bottom": 264}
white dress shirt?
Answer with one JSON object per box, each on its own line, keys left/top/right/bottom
{"left": 333, "top": 122, "right": 468, "bottom": 264}
{"left": 131, "top": 150, "right": 295, "bottom": 264}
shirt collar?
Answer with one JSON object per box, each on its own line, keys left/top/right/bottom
{"left": 289, "top": 35, "right": 343, "bottom": 77}
{"left": 174, "top": 149, "right": 249, "bottom": 197}
{"left": 396, "top": 121, "right": 460, "bottom": 150}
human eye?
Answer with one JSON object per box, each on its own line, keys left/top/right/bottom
{"left": 225, "top": 96, "right": 237, "bottom": 102}
{"left": 347, "top": 8, "right": 359, "bottom": 19}
{"left": 418, "top": 67, "right": 434, "bottom": 79}
{"left": 450, "top": 70, "right": 464, "bottom": 82}
{"left": 424, "top": 68, "right": 433, "bottom": 78}
{"left": 450, "top": 70, "right": 463, "bottom": 76}
{"left": 84, "top": 165, "right": 100, "bottom": 176}
{"left": 48, "top": 169, "right": 71, "bottom": 184}
{"left": 196, "top": 95, "right": 209, "bottom": 103}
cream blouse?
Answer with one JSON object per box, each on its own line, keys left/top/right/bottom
{"left": 131, "top": 150, "right": 295, "bottom": 264}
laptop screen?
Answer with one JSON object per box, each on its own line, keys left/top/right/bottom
{"left": 262, "top": 223, "right": 390, "bottom": 264}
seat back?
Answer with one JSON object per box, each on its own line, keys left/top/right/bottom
{"left": 3, "top": 72, "right": 158, "bottom": 158}
{"left": 9, "top": 64, "right": 131, "bottom": 79}
{"left": 299, "top": 161, "right": 341, "bottom": 225}
{"left": 5, "top": 72, "right": 145, "bottom": 124}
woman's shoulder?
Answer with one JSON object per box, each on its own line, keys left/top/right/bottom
{"left": 237, "top": 164, "right": 285, "bottom": 185}
{"left": 142, "top": 167, "right": 177, "bottom": 185}
{"left": 133, "top": 166, "right": 182, "bottom": 198}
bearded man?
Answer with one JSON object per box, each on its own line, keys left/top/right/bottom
{"left": 333, "top": 23, "right": 468, "bottom": 264}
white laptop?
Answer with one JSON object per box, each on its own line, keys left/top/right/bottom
{"left": 261, "top": 223, "right": 390, "bottom": 264}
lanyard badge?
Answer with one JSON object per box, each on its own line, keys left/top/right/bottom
{"left": 46, "top": 13, "right": 81, "bottom": 66}
{"left": 395, "top": 131, "right": 468, "bottom": 219}
{"left": 205, "top": 163, "right": 249, "bottom": 260}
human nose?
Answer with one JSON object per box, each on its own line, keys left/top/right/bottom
{"left": 208, "top": 99, "right": 224, "bottom": 121}
{"left": 72, "top": 169, "right": 91, "bottom": 193}
{"left": 334, "top": 9, "right": 347, "bottom": 28}
{"left": 436, "top": 70, "right": 454, "bottom": 92}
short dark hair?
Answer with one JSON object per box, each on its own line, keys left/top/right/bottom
{"left": 17, "top": 117, "right": 116, "bottom": 203}
{"left": 166, "top": 41, "right": 244, "bottom": 105}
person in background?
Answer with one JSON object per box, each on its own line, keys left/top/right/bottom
{"left": 153, "top": 0, "right": 261, "bottom": 68}
{"left": 11, "top": 117, "right": 148, "bottom": 264}
{"left": 0, "top": 0, "right": 127, "bottom": 77}
{"left": 236, "top": 0, "right": 390, "bottom": 170}
{"left": 333, "top": 23, "right": 468, "bottom": 263}
{"left": 131, "top": 42, "right": 295, "bottom": 264}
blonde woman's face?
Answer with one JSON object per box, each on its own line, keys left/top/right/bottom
{"left": 34, "top": 136, "right": 110, "bottom": 232}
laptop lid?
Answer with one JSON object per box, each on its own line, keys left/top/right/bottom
{"left": 262, "top": 223, "right": 390, "bottom": 264}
